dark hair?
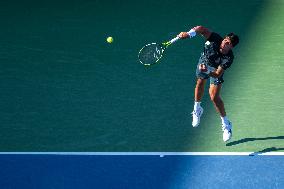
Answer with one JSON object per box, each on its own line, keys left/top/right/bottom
{"left": 225, "top": 33, "right": 239, "bottom": 47}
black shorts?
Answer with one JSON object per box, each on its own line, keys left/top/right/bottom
{"left": 195, "top": 62, "right": 224, "bottom": 85}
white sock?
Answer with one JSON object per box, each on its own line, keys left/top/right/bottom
{"left": 194, "top": 101, "right": 201, "bottom": 111}
{"left": 221, "top": 116, "right": 229, "bottom": 124}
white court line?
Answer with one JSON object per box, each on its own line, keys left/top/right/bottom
{"left": 0, "top": 152, "right": 284, "bottom": 156}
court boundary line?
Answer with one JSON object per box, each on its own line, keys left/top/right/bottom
{"left": 0, "top": 152, "right": 284, "bottom": 156}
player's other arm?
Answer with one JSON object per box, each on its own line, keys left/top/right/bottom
{"left": 179, "top": 26, "right": 212, "bottom": 39}
{"left": 209, "top": 66, "right": 224, "bottom": 78}
{"left": 199, "top": 64, "right": 224, "bottom": 78}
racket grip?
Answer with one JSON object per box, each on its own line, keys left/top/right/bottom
{"left": 169, "top": 36, "right": 180, "bottom": 44}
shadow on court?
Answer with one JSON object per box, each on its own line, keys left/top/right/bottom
{"left": 249, "top": 147, "right": 284, "bottom": 156}
{"left": 226, "top": 136, "right": 284, "bottom": 146}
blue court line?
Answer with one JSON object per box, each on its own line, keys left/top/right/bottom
{"left": 0, "top": 154, "right": 284, "bottom": 189}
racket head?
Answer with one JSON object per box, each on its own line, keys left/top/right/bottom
{"left": 138, "top": 43, "right": 166, "bottom": 66}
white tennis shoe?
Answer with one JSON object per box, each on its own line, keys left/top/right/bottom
{"left": 222, "top": 121, "right": 232, "bottom": 142}
{"left": 191, "top": 107, "right": 203, "bottom": 127}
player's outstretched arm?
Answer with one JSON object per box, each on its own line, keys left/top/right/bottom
{"left": 192, "top": 26, "right": 212, "bottom": 39}
{"left": 179, "top": 25, "right": 212, "bottom": 40}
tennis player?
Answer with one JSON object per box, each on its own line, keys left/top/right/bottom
{"left": 178, "top": 26, "right": 239, "bottom": 142}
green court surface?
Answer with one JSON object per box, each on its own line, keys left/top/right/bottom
{"left": 0, "top": 0, "right": 283, "bottom": 152}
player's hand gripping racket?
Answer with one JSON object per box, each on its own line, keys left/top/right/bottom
{"left": 138, "top": 30, "right": 196, "bottom": 66}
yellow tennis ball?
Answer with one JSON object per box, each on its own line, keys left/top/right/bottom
{"left": 107, "top": 36, "right": 113, "bottom": 43}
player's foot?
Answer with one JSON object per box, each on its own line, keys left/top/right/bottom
{"left": 191, "top": 107, "right": 203, "bottom": 127}
{"left": 222, "top": 121, "right": 232, "bottom": 142}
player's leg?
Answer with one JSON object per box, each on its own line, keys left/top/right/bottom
{"left": 192, "top": 61, "right": 208, "bottom": 128}
{"left": 209, "top": 79, "right": 232, "bottom": 142}
{"left": 209, "top": 83, "right": 226, "bottom": 117}
{"left": 195, "top": 78, "right": 206, "bottom": 102}
{"left": 192, "top": 78, "right": 206, "bottom": 127}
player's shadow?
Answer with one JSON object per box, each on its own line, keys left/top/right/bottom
{"left": 249, "top": 147, "right": 284, "bottom": 156}
{"left": 226, "top": 136, "right": 284, "bottom": 146}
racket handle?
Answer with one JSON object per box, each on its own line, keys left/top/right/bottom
{"left": 169, "top": 36, "right": 180, "bottom": 44}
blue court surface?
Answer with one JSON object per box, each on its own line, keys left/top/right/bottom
{"left": 1, "top": 153, "right": 284, "bottom": 189}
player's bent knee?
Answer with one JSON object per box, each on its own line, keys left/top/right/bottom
{"left": 210, "top": 94, "right": 220, "bottom": 103}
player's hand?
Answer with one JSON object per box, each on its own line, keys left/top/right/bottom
{"left": 178, "top": 32, "right": 189, "bottom": 39}
{"left": 199, "top": 64, "right": 208, "bottom": 72}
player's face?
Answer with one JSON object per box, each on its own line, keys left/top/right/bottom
{"left": 220, "top": 37, "right": 233, "bottom": 54}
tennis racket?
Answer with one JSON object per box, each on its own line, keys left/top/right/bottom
{"left": 138, "top": 36, "right": 180, "bottom": 66}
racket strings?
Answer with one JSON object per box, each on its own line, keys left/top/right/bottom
{"left": 138, "top": 44, "right": 164, "bottom": 65}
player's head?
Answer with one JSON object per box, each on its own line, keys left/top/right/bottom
{"left": 225, "top": 33, "right": 239, "bottom": 47}
{"left": 220, "top": 33, "right": 239, "bottom": 53}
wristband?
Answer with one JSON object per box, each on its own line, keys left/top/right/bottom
{"left": 187, "top": 29, "right": 196, "bottom": 38}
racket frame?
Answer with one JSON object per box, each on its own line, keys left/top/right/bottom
{"left": 138, "top": 36, "right": 180, "bottom": 66}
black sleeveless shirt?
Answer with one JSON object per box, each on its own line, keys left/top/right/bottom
{"left": 199, "top": 32, "right": 234, "bottom": 70}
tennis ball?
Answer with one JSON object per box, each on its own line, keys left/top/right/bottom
{"left": 106, "top": 36, "right": 113, "bottom": 43}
